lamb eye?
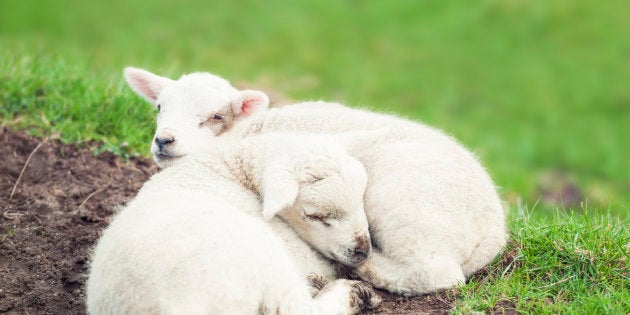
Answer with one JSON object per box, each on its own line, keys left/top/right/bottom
{"left": 157, "top": 104, "right": 161, "bottom": 112}
{"left": 309, "top": 176, "right": 324, "bottom": 184}
{"left": 199, "top": 114, "right": 224, "bottom": 127}
{"left": 305, "top": 213, "right": 332, "bottom": 226}
{"left": 210, "top": 114, "right": 223, "bottom": 122}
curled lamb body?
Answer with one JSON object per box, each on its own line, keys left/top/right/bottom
{"left": 86, "top": 133, "right": 381, "bottom": 314}
{"left": 124, "top": 67, "right": 508, "bottom": 296}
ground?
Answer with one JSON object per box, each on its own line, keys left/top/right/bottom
{"left": 0, "top": 127, "right": 519, "bottom": 314}
{"left": 0, "top": 127, "right": 156, "bottom": 314}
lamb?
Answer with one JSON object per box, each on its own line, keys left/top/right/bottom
{"left": 86, "top": 133, "right": 381, "bottom": 314}
{"left": 124, "top": 67, "right": 509, "bottom": 296}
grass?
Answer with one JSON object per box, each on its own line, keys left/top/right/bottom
{"left": 2, "top": 1, "right": 629, "bottom": 210}
{"left": 1, "top": 54, "right": 154, "bottom": 158}
{"left": 1, "top": 224, "right": 16, "bottom": 242}
{"left": 455, "top": 209, "right": 629, "bottom": 314}
{"left": 1, "top": 0, "right": 629, "bottom": 313}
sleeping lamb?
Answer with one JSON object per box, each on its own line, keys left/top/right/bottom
{"left": 124, "top": 67, "right": 508, "bottom": 296}
{"left": 86, "top": 133, "right": 381, "bottom": 314}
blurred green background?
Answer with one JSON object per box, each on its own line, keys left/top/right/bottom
{"left": 1, "top": 0, "right": 629, "bottom": 216}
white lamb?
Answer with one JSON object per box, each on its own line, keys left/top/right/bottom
{"left": 86, "top": 133, "right": 382, "bottom": 314}
{"left": 124, "top": 67, "right": 508, "bottom": 296}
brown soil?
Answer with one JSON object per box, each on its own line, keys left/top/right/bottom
{"left": 0, "top": 127, "right": 469, "bottom": 314}
{"left": 0, "top": 127, "right": 157, "bottom": 314}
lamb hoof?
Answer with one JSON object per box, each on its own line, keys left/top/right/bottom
{"left": 348, "top": 280, "right": 382, "bottom": 312}
{"left": 307, "top": 273, "right": 329, "bottom": 291}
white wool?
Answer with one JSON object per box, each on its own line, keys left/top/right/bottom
{"left": 123, "top": 67, "right": 508, "bottom": 296}
{"left": 86, "top": 134, "right": 379, "bottom": 314}
{"left": 239, "top": 103, "right": 508, "bottom": 295}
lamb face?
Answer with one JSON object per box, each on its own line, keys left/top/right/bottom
{"left": 294, "top": 155, "right": 372, "bottom": 267}
{"left": 124, "top": 67, "right": 268, "bottom": 168}
{"left": 262, "top": 145, "right": 371, "bottom": 267}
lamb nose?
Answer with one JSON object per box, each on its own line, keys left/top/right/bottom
{"left": 354, "top": 247, "right": 369, "bottom": 260}
{"left": 354, "top": 234, "right": 372, "bottom": 260}
{"left": 155, "top": 136, "right": 175, "bottom": 149}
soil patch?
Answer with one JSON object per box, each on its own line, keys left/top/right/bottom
{"left": 0, "top": 127, "right": 157, "bottom": 314}
{"left": 1, "top": 127, "right": 461, "bottom": 314}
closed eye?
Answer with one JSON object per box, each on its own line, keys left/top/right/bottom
{"left": 309, "top": 176, "right": 325, "bottom": 184}
{"left": 305, "top": 212, "right": 332, "bottom": 226}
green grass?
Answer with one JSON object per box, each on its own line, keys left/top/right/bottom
{"left": 1, "top": 0, "right": 628, "bottom": 210}
{"left": 1, "top": 0, "right": 629, "bottom": 312}
{"left": 1, "top": 54, "right": 154, "bottom": 157}
{"left": 455, "top": 209, "right": 629, "bottom": 314}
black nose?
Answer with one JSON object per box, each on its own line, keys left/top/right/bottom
{"left": 354, "top": 247, "right": 369, "bottom": 261}
{"left": 155, "top": 136, "right": 175, "bottom": 150}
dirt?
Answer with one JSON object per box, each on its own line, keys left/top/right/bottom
{"left": 0, "top": 127, "right": 507, "bottom": 314}
{"left": 0, "top": 127, "right": 157, "bottom": 314}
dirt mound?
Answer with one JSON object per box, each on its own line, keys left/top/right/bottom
{"left": 0, "top": 128, "right": 157, "bottom": 314}
{"left": 0, "top": 127, "right": 460, "bottom": 314}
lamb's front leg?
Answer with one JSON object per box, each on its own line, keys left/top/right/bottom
{"left": 264, "top": 275, "right": 380, "bottom": 315}
{"left": 309, "top": 276, "right": 381, "bottom": 315}
{"left": 353, "top": 249, "right": 466, "bottom": 297}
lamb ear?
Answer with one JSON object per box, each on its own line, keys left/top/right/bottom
{"left": 124, "top": 67, "right": 174, "bottom": 105}
{"left": 230, "top": 90, "right": 269, "bottom": 118}
{"left": 335, "top": 128, "right": 390, "bottom": 156}
{"left": 261, "top": 163, "right": 299, "bottom": 220}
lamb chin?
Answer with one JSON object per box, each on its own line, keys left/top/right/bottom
{"left": 154, "top": 154, "right": 184, "bottom": 168}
